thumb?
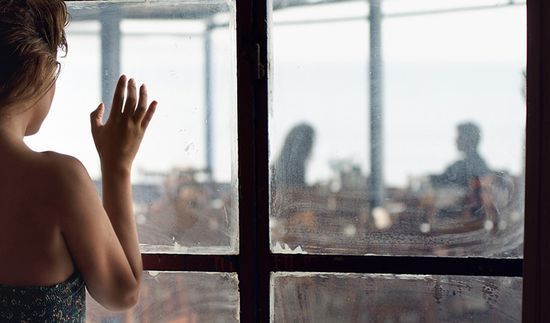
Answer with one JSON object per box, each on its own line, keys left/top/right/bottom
{"left": 90, "top": 103, "right": 104, "bottom": 131}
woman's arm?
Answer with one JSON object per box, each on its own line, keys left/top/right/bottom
{"left": 91, "top": 76, "right": 156, "bottom": 285}
{"left": 59, "top": 75, "right": 156, "bottom": 310}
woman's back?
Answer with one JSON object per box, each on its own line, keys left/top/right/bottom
{"left": 0, "top": 149, "right": 86, "bottom": 321}
{"left": 0, "top": 149, "right": 76, "bottom": 286}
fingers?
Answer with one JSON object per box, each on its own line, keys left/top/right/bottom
{"left": 123, "top": 78, "right": 138, "bottom": 119}
{"left": 134, "top": 83, "right": 157, "bottom": 130}
{"left": 109, "top": 75, "right": 127, "bottom": 122}
{"left": 90, "top": 103, "right": 104, "bottom": 131}
{"left": 134, "top": 84, "right": 148, "bottom": 122}
{"left": 109, "top": 75, "right": 156, "bottom": 129}
{"left": 141, "top": 101, "right": 157, "bottom": 130}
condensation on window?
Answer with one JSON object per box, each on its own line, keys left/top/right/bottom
{"left": 27, "top": 1, "right": 239, "bottom": 254}
{"left": 269, "top": 0, "right": 525, "bottom": 257}
{"left": 271, "top": 272, "right": 521, "bottom": 323}
{"left": 87, "top": 272, "right": 240, "bottom": 322}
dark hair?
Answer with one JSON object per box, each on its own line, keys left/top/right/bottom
{"left": 274, "top": 123, "right": 315, "bottom": 187}
{"left": 0, "top": 0, "right": 69, "bottom": 112}
{"left": 458, "top": 122, "right": 481, "bottom": 148}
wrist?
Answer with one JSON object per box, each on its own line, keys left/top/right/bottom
{"left": 101, "top": 163, "right": 132, "bottom": 178}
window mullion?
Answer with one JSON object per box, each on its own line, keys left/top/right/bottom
{"left": 524, "top": 0, "right": 550, "bottom": 321}
{"left": 236, "top": 0, "right": 270, "bottom": 322}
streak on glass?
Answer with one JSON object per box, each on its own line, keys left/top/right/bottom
{"left": 87, "top": 272, "right": 239, "bottom": 322}
{"left": 271, "top": 272, "right": 521, "bottom": 323}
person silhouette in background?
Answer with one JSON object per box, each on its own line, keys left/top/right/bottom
{"left": 273, "top": 123, "right": 315, "bottom": 188}
{"left": 431, "top": 122, "right": 490, "bottom": 188}
{"left": 271, "top": 123, "right": 316, "bottom": 245}
{"left": 430, "top": 122, "right": 491, "bottom": 220}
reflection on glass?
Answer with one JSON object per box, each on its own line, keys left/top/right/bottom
{"left": 270, "top": 1, "right": 525, "bottom": 256}
{"left": 26, "top": 1, "right": 238, "bottom": 254}
{"left": 272, "top": 273, "right": 521, "bottom": 323}
{"left": 87, "top": 272, "right": 239, "bottom": 322}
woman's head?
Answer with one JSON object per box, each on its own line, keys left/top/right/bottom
{"left": 275, "top": 123, "right": 315, "bottom": 187}
{"left": 0, "top": 0, "right": 69, "bottom": 114}
{"left": 279, "top": 123, "right": 315, "bottom": 163}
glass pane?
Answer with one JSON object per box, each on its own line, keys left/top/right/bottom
{"left": 272, "top": 272, "right": 521, "bottom": 323}
{"left": 26, "top": 1, "right": 238, "bottom": 254}
{"left": 270, "top": 1, "right": 525, "bottom": 256}
{"left": 87, "top": 272, "right": 239, "bottom": 322}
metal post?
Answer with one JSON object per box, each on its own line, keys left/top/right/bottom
{"left": 368, "top": 0, "right": 384, "bottom": 211}
{"left": 204, "top": 22, "right": 214, "bottom": 181}
{"left": 100, "top": 10, "right": 121, "bottom": 121}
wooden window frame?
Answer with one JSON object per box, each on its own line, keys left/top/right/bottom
{"left": 64, "top": 1, "right": 547, "bottom": 322}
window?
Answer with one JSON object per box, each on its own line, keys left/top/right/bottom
{"left": 87, "top": 272, "right": 239, "bottom": 321}
{"left": 46, "top": 0, "right": 548, "bottom": 321}
{"left": 37, "top": 1, "right": 241, "bottom": 320}
{"left": 40, "top": 1, "right": 239, "bottom": 255}
{"left": 272, "top": 273, "right": 522, "bottom": 322}
{"left": 270, "top": 0, "right": 525, "bottom": 258}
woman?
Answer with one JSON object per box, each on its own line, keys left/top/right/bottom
{"left": 273, "top": 123, "right": 315, "bottom": 188}
{"left": 0, "top": 1, "right": 157, "bottom": 321}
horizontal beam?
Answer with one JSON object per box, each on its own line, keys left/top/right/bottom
{"left": 68, "top": 30, "right": 204, "bottom": 38}
{"left": 142, "top": 253, "right": 522, "bottom": 277}
{"left": 385, "top": 2, "right": 526, "bottom": 19}
{"left": 272, "top": 254, "right": 523, "bottom": 277}
{"left": 142, "top": 254, "right": 238, "bottom": 272}
{"left": 274, "top": 2, "right": 526, "bottom": 27}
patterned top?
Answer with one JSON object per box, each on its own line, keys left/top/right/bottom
{"left": 0, "top": 272, "right": 86, "bottom": 322}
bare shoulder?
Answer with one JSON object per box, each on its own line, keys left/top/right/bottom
{"left": 40, "top": 151, "right": 90, "bottom": 179}
{"left": 37, "top": 151, "right": 96, "bottom": 206}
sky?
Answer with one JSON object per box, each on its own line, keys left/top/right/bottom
{"left": 271, "top": 1, "right": 526, "bottom": 186}
{"left": 24, "top": 0, "right": 526, "bottom": 188}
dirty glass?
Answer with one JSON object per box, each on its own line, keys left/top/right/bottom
{"left": 87, "top": 272, "right": 239, "bottom": 322}
{"left": 26, "top": 1, "right": 238, "bottom": 254}
{"left": 269, "top": 0, "right": 525, "bottom": 256}
{"left": 271, "top": 272, "right": 521, "bottom": 323}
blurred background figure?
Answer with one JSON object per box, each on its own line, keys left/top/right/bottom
{"left": 428, "top": 122, "right": 493, "bottom": 222}
{"left": 271, "top": 123, "right": 316, "bottom": 246}
{"left": 273, "top": 123, "right": 315, "bottom": 188}
{"left": 431, "top": 122, "right": 490, "bottom": 188}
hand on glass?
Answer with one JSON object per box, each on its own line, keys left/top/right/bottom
{"left": 90, "top": 75, "right": 157, "bottom": 173}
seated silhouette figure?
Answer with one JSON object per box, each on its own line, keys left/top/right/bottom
{"left": 431, "top": 122, "right": 490, "bottom": 188}
{"left": 430, "top": 122, "right": 491, "bottom": 220}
